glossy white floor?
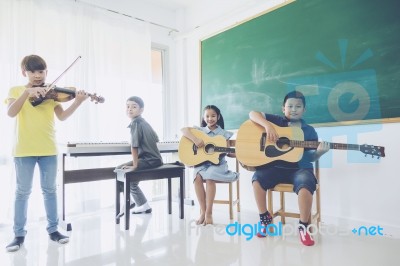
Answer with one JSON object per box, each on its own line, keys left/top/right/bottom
{"left": 1, "top": 201, "right": 399, "bottom": 266}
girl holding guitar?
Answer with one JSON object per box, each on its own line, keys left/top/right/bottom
{"left": 181, "top": 105, "right": 238, "bottom": 225}
{"left": 249, "top": 91, "right": 330, "bottom": 246}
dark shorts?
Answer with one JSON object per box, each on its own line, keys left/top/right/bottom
{"left": 137, "top": 159, "right": 163, "bottom": 170}
{"left": 252, "top": 166, "right": 317, "bottom": 194}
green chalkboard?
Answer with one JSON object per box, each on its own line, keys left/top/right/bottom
{"left": 201, "top": 0, "right": 400, "bottom": 129}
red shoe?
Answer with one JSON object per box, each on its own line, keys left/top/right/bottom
{"left": 256, "top": 225, "right": 267, "bottom": 238}
{"left": 256, "top": 222, "right": 272, "bottom": 238}
{"left": 299, "top": 228, "right": 315, "bottom": 246}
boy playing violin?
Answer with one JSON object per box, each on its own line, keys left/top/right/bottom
{"left": 5, "top": 55, "right": 89, "bottom": 252}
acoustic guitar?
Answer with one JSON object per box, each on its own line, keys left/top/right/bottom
{"left": 235, "top": 120, "right": 385, "bottom": 167}
{"left": 178, "top": 128, "right": 234, "bottom": 166}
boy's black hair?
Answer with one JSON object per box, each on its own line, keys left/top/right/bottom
{"left": 201, "top": 105, "right": 225, "bottom": 129}
{"left": 127, "top": 96, "right": 144, "bottom": 108}
{"left": 21, "top": 55, "right": 47, "bottom": 72}
{"left": 283, "top": 91, "right": 306, "bottom": 107}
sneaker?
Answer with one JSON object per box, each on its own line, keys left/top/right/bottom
{"left": 116, "top": 203, "right": 136, "bottom": 218}
{"left": 299, "top": 227, "right": 315, "bottom": 246}
{"left": 132, "top": 202, "right": 152, "bottom": 214}
{"left": 256, "top": 223, "right": 277, "bottom": 238}
{"left": 49, "top": 231, "right": 69, "bottom": 244}
{"left": 6, "top": 237, "right": 25, "bottom": 252}
{"left": 256, "top": 224, "right": 268, "bottom": 238}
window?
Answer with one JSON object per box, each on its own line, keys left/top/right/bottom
{"left": 146, "top": 46, "right": 167, "bottom": 140}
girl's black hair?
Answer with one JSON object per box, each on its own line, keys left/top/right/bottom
{"left": 201, "top": 105, "right": 225, "bottom": 129}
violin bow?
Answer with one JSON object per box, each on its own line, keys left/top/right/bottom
{"left": 47, "top": 56, "right": 82, "bottom": 88}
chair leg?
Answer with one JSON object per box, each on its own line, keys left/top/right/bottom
{"left": 315, "top": 190, "right": 321, "bottom": 226}
{"left": 229, "top": 182, "right": 233, "bottom": 220}
{"left": 236, "top": 179, "right": 240, "bottom": 212}
{"left": 124, "top": 178, "right": 130, "bottom": 230}
{"left": 115, "top": 180, "right": 125, "bottom": 224}
{"left": 315, "top": 160, "right": 321, "bottom": 227}
{"left": 179, "top": 174, "right": 184, "bottom": 219}
{"left": 267, "top": 189, "right": 273, "bottom": 222}
{"left": 235, "top": 160, "right": 240, "bottom": 213}
{"left": 280, "top": 191, "right": 286, "bottom": 224}
{"left": 116, "top": 181, "right": 121, "bottom": 224}
{"left": 168, "top": 178, "right": 172, "bottom": 214}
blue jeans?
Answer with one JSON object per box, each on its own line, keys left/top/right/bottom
{"left": 13, "top": 156, "right": 59, "bottom": 237}
{"left": 252, "top": 166, "right": 317, "bottom": 194}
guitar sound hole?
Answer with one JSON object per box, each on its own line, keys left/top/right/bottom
{"left": 204, "top": 144, "right": 215, "bottom": 154}
{"left": 276, "top": 137, "right": 290, "bottom": 150}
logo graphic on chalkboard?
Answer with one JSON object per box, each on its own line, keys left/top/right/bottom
{"left": 315, "top": 39, "right": 378, "bottom": 122}
{"left": 289, "top": 39, "right": 381, "bottom": 123}
{"left": 287, "top": 39, "right": 382, "bottom": 164}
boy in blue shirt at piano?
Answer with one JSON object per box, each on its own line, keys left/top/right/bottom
{"left": 116, "top": 96, "right": 163, "bottom": 214}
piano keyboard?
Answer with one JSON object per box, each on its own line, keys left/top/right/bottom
{"left": 62, "top": 141, "right": 179, "bottom": 154}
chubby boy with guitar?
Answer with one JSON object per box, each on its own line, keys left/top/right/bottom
{"left": 246, "top": 91, "right": 330, "bottom": 246}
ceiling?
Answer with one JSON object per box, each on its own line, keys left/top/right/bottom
{"left": 144, "top": 0, "right": 196, "bottom": 10}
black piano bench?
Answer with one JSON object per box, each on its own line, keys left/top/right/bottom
{"left": 115, "top": 162, "right": 185, "bottom": 230}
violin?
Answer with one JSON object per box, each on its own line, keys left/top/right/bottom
{"left": 29, "top": 85, "right": 105, "bottom": 106}
{"left": 29, "top": 56, "right": 105, "bottom": 107}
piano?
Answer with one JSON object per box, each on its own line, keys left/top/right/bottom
{"left": 60, "top": 140, "right": 180, "bottom": 231}
{"left": 62, "top": 141, "right": 179, "bottom": 156}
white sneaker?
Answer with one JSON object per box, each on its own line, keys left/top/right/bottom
{"left": 6, "top": 237, "right": 25, "bottom": 252}
{"left": 132, "top": 202, "right": 152, "bottom": 214}
{"left": 116, "top": 203, "right": 136, "bottom": 218}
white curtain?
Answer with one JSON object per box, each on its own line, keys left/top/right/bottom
{"left": 0, "top": 0, "right": 151, "bottom": 223}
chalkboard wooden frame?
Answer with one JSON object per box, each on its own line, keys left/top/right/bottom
{"left": 200, "top": 0, "right": 400, "bottom": 130}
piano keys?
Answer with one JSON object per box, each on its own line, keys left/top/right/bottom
{"left": 62, "top": 141, "right": 179, "bottom": 155}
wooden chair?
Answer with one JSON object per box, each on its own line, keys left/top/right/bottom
{"left": 267, "top": 160, "right": 321, "bottom": 226}
{"left": 212, "top": 159, "right": 240, "bottom": 219}
{"left": 115, "top": 163, "right": 185, "bottom": 230}
{"left": 211, "top": 140, "right": 240, "bottom": 219}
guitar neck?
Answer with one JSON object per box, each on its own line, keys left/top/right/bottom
{"left": 289, "top": 140, "right": 360, "bottom": 151}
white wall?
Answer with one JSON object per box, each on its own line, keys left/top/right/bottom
{"left": 79, "top": 0, "right": 183, "bottom": 140}
{"left": 173, "top": 0, "right": 400, "bottom": 238}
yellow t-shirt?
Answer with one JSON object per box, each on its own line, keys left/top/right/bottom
{"left": 6, "top": 86, "right": 60, "bottom": 157}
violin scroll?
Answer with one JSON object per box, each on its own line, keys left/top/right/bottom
{"left": 89, "top": 93, "right": 105, "bottom": 104}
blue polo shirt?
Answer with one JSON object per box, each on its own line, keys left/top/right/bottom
{"left": 263, "top": 113, "right": 318, "bottom": 169}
